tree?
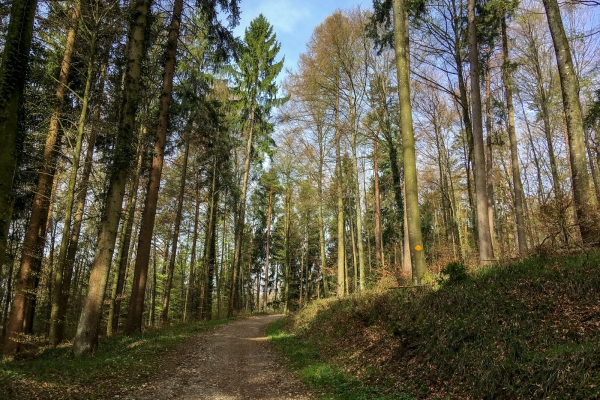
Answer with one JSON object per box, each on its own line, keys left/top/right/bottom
{"left": 392, "top": 0, "right": 427, "bottom": 282}
{"left": 5, "top": 0, "right": 81, "bottom": 354}
{"left": 227, "top": 14, "right": 284, "bottom": 317}
{"left": 0, "top": 0, "right": 39, "bottom": 287}
{"left": 467, "top": 0, "right": 495, "bottom": 264}
{"left": 501, "top": 16, "right": 527, "bottom": 254}
{"left": 72, "top": 0, "right": 154, "bottom": 356}
{"left": 541, "top": 0, "right": 599, "bottom": 244}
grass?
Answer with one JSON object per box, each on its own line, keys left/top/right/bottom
{"left": 271, "top": 252, "right": 600, "bottom": 399}
{"left": 0, "top": 318, "right": 232, "bottom": 399}
{"left": 268, "top": 318, "right": 415, "bottom": 399}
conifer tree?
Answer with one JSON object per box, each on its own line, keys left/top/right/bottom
{"left": 227, "top": 14, "right": 285, "bottom": 317}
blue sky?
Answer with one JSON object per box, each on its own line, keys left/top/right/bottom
{"left": 232, "top": 0, "right": 370, "bottom": 79}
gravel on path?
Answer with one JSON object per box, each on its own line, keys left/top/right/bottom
{"left": 131, "top": 315, "right": 314, "bottom": 400}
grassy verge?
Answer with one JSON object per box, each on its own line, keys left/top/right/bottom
{"left": 0, "top": 318, "right": 232, "bottom": 399}
{"left": 272, "top": 252, "right": 600, "bottom": 399}
{"left": 268, "top": 318, "right": 414, "bottom": 399}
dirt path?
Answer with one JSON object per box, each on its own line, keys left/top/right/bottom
{"left": 132, "top": 315, "right": 314, "bottom": 400}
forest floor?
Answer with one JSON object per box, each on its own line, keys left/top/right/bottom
{"left": 133, "top": 314, "right": 313, "bottom": 400}
{"left": 0, "top": 315, "right": 314, "bottom": 400}
{"left": 274, "top": 251, "right": 600, "bottom": 399}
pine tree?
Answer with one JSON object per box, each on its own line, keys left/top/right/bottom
{"left": 227, "top": 14, "right": 285, "bottom": 317}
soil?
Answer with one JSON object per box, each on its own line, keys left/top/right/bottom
{"left": 130, "top": 315, "right": 314, "bottom": 400}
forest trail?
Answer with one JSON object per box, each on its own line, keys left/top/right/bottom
{"left": 133, "top": 315, "right": 313, "bottom": 400}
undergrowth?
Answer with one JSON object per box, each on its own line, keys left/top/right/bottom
{"left": 0, "top": 318, "right": 232, "bottom": 399}
{"left": 268, "top": 319, "right": 414, "bottom": 400}
{"left": 273, "top": 252, "right": 600, "bottom": 399}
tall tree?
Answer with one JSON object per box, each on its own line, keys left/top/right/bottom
{"left": 49, "top": 25, "right": 98, "bottom": 344}
{"left": 161, "top": 140, "right": 190, "bottom": 325}
{"left": 0, "top": 0, "right": 39, "bottom": 283}
{"left": 391, "top": 0, "right": 427, "bottom": 282}
{"left": 541, "top": 0, "right": 599, "bottom": 244}
{"left": 124, "top": 0, "right": 185, "bottom": 334}
{"left": 125, "top": 0, "right": 240, "bottom": 333}
{"left": 467, "top": 0, "right": 495, "bottom": 264}
{"left": 227, "top": 14, "right": 284, "bottom": 317}
{"left": 73, "top": 0, "right": 154, "bottom": 355}
{"left": 501, "top": 16, "right": 527, "bottom": 254}
{"left": 5, "top": 0, "right": 82, "bottom": 354}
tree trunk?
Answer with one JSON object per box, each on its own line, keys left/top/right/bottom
{"left": 393, "top": 0, "right": 427, "bottom": 283}
{"left": 349, "top": 202, "right": 358, "bottom": 292}
{"left": 72, "top": 0, "right": 152, "bottom": 356}
{"left": 284, "top": 181, "right": 291, "bottom": 311}
{"left": 107, "top": 131, "right": 144, "bottom": 336}
{"left": 228, "top": 101, "right": 256, "bottom": 317}
{"left": 454, "top": 26, "right": 477, "bottom": 238}
{"left": 527, "top": 28, "right": 563, "bottom": 204}
{"left": 352, "top": 131, "right": 365, "bottom": 291}
{"left": 336, "top": 92, "right": 345, "bottom": 297}
{"left": 0, "top": 0, "right": 39, "bottom": 279}
{"left": 263, "top": 188, "right": 272, "bottom": 311}
{"left": 49, "top": 36, "right": 96, "bottom": 345}
{"left": 161, "top": 140, "right": 189, "bottom": 325}
{"left": 373, "top": 134, "right": 383, "bottom": 268}
{"left": 485, "top": 56, "right": 496, "bottom": 252}
{"left": 125, "top": 0, "right": 184, "bottom": 333}
{"left": 501, "top": 18, "right": 527, "bottom": 254}
{"left": 184, "top": 170, "right": 201, "bottom": 322}
{"left": 542, "top": 0, "right": 599, "bottom": 244}
{"left": 467, "top": 0, "right": 494, "bottom": 264}
{"left": 202, "top": 158, "right": 219, "bottom": 320}
{"left": 151, "top": 237, "right": 157, "bottom": 326}
{"left": 5, "top": 0, "right": 81, "bottom": 354}
{"left": 56, "top": 59, "right": 107, "bottom": 343}
{"left": 317, "top": 127, "right": 329, "bottom": 297}
{"left": 299, "top": 228, "right": 305, "bottom": 307}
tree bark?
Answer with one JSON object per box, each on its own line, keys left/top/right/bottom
{"left": 73, "top": 0, "right": 152, "bottom": 356}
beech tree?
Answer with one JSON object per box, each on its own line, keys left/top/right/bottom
{"left": 541, "top": 0, "right": 599, "bottom": 244}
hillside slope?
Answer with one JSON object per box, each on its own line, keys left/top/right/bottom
{"left": 273, "top": 253, "right": 600, "bottom": 399}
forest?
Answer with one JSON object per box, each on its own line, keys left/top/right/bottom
{"left": 0, "top": 0, "right": 599, "bottom": 381}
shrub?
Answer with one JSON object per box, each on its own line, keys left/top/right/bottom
{"left": 440, "top": 261, "right": 469, "bottom": 284}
